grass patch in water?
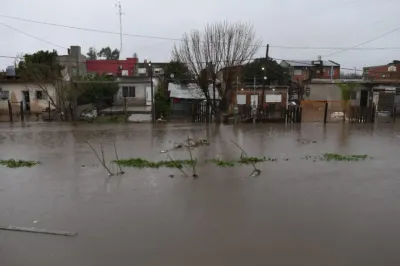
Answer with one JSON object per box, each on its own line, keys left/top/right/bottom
{"left": 0, "top": 159, "right": 40, "bottom": 168}
{"left": 207, "top": 158, "right": 236, "bottom": 167}
{"left": 322, "top": 153, "right": 369, "bottom": 162}
{"left": 207, "top": 156, "right": 278, "bottom": 167}
{"left": 114, "top": 158, "right": 195, "bottom": 169}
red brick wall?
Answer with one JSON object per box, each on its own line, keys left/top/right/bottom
{"left": 364, "top": 64, "right": 400, "bottom": 80}
{"left": 86, "top": 58, "right": 138, "bottom": 76}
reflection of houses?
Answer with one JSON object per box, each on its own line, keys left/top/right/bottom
{"left": 0, "top": 80, "right": 56, "bottom": 114}
{"left": 167, "top": 83, "right": 220, "bottom": 119}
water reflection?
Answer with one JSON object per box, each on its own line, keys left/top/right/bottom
{"left": 0, "top": 122, "right": 400, "bottom": 265}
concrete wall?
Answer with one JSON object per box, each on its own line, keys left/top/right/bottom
{"left": 0, "top": 83, "right": 56, "bottom": 113}
{"left": 306, "top": 83, "right": 368, "bottom": 103}
{"left": 114, "top": 83, "right": 147, "bottom": 106}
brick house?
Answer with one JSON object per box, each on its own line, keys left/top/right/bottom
{"left": 232, "top": 85, "right": 288, "bottom": 107}
{"left": 280, "top": 59, "right": 340, "bottom": 82}
{"left": 363, "top": 60, "right": 400, "bottom": 81}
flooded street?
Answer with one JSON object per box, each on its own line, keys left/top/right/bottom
{"left": 1, "top": 122, "right": 400, "bottom": 265}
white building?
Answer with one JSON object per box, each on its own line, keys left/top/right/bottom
{"left": 0, "top": 81, "right": 56, "bottom": 114}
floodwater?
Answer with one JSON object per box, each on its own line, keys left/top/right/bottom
{"left": 1, "top": 122, "right": 400, "bottom": 266}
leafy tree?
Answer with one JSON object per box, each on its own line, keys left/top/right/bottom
{"left": 243, "top": 58, "right": 290, "bottom": 85}
{"left": 338, "top": 83, "right": 356, "bottom": 122}
{"left": 87, "top": 47, "right": 97, "bottom": 60}
{"left": 18, "top": 50, "right": 61, "bottom": 79}
{"left": 154, "top": 83, "right": 170, "bottom": 119}
{"left": 163, "top": 60, "right": 191, "bottom": 84}
{"left": 77, "top": 74, "right": 119, "bottom": 110}
{"left": 97, "top": 47, "right": 120, "bottom": 60}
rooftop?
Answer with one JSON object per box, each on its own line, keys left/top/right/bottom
{"left": 282, "top": 60, "right": 340, "bottom": 67}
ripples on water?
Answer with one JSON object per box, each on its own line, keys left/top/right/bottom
{"left": 1, "top": 122, "right": 400, "bottom": 266}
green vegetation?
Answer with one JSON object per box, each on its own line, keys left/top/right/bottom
{"left": 0, "top": 159, "right": 40, "bottom": 168}
{"left": 322, "top": 153, "right": 369, "bottom": 161}
{"left": 114, "top": 158, "right": 195, "bottom": 169}
{"left": 301, "top": 153, "right": 370, "bottom": 162}
{"left": 207, "top": 158, "right": 236, "bottom": 167}
{"left": 154, "top": 85, "right": 170, "bottom": 119}
{"left": 207, "top": 156, "right": 277, "bottom": 167}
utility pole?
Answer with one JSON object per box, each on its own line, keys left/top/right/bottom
{"left": 234, "top": 76, "right": 239, "bottom": 124}
{"left": 262, "top": 44, "right": 269, "bottom": 106}
{"left": 149, "top": 62, "right": 155, "bottom": 122}
{"left": 116, "top": 2, "right": 123, "bottom": 54}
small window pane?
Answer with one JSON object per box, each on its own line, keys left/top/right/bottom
{"left": 36, "top": 91, "right": 43, "bottom": 100}
{"left": 128, "top": 87, "right": 135, "bottom": 97}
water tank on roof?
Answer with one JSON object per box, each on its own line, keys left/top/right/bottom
{"left": 6, "top": 66, "right": 16, "bottom": 77}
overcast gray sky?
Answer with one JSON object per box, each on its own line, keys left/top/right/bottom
{"left": 1, "top": 0, "right": 399, "bottom": 72}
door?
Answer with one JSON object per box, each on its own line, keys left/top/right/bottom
{"left": 22, "top": 91, "right": 30, "bottom": 111}
{"left": 360, "top": 90, "right": 368, "bottom": 107}
{"left": 146, "top": 86, "right": 152, "bottom": 106}
{"left": 250, "top": 95, "right": 258, "bottom": 107}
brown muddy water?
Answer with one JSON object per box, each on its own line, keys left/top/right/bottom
{"left": 1, "top": 122, "right": 400, "bottom": 266}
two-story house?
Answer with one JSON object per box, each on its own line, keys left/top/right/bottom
{"left": 280, "top": 59, "right": 340, "bottom": 82}
{"left": 363, "top": 60, "right": 400, "bottom": 81}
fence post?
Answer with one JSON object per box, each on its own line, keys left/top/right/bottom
{"left": 7, "top": 100, "right": 13, "bottom": 123}
{"left": 20, "top": 101, "right": 24, "bottom": 122}
{"left": 323, "top": 101, "right": 328, "bottom": 124}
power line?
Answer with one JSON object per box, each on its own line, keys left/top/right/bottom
{"left": 324, "top": 27, "right": 400, "bottom": 57}
{"left": 0, "top": 20, "right": 67, "bottom": 50}
{"left": 2, "top": 14, "right": 400, "bottom": 52}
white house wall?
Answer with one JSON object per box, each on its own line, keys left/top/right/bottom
{"left": 0, "top": 83, "right": 56, "bottom": 113}
{"left": 115, "top": 83, "right": 147, "bottom": 106}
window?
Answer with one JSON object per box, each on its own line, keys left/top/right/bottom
{"left": 122, "top": 86, "right": 135, "bottom": 97}
{"left": 36, "top": 91, "right": 44, "bottom": 100}
{"left": 0, "top": 90, "right": 9, "bottom": 100}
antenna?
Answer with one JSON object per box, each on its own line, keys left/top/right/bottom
{"left": 115, "top": 2, "right": 124, "bottom": 54}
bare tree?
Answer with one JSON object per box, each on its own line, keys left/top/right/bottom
{"left": 20, "top": 62, "right": 72, "bottom": 120}
{"left": 172, "top": 21, "right": 261, "bottom": 118}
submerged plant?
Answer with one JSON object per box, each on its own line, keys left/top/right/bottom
{"left": 322, "top": 153, "right": 369, "bottom": 162}
{"left": 207, "top": 158, "right": 236, "bottom": 167}
{"left": 113, "top": 158, "right": 195, "bottom": 169}
{"left": 0, "top": 159, "right": 40, "bottom": 168}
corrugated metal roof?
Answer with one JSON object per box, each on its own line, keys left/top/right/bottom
{"left": 168, "top": 83, "right": 221, "bottom": 100}
{"left": 282, "top": 60, "right": 340, "bottom": 67}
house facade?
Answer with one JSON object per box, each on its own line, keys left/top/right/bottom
{"left": 280, "top": 59, "right": 340, "bottom": 82}
{"left": 86, "top": 57, "right": 138, "bottom": 76}
{"left": 363, "top": 61, "right": 400, "bottom": 81}
{"left": 232, "top": 85, "right": 288, "bottom": 108}
{"left": 135, "top": 61, "right": 169, "bottom": 77}
{"left": 114, "top": 76, "right": 155, "bottom": 107}
{"left": 0, "top": 80, "right": 56, "bottom": 114}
